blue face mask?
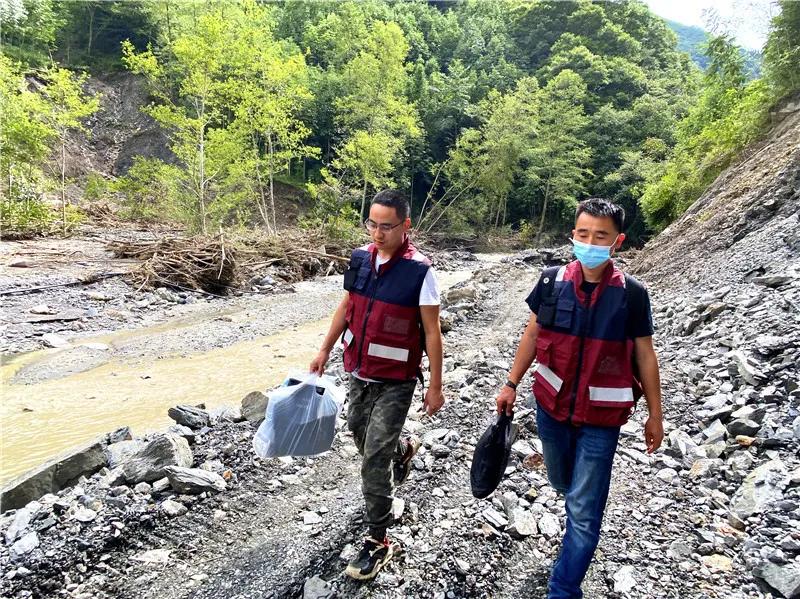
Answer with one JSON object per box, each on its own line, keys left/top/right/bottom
{"left": 570, "top": 237, "right": 618, "bottom": 269}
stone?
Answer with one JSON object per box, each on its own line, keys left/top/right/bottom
{"left": 0, "top": 440, "right": 106, "bottom": 511}
{"left": 10, "top": 532, "right": 39, "bottom": 559}
{"left": 667, "top": 540, "right": 693, "bottom": 560}
{"left": 430, "top": 444, "right": 451, "bottom": 458}
{"left": 42, "top": 333, "right": 70, "bottom": 348}
{"left": 303, "top": 575, "right": 335, "bottom": 599}
{"left": 423, "top": 428, "right": 452, "bottom": 445}
{"left": 656, "top": 468, "right": 679, "bottom": 484}
{"left": 455, "top": 558, "right": 471, "bottom": 575}
{"left": 702, "top": 420, "right": 728, "bottom": 444}
{"left": 507, "top": 508, "right": 537, "bottom": 538}
{"left": 511, "top": 440, "right": 535, "bottom": 459}
{"left": 754, "top": 561, "right": 800, "bottom": 599}
{"left": 302, "top": 511, "right": 322, "bottom": 525}
{"left": 5, "top": 507, "right": 34, "bottom": 544}
{"left": 121, "top": 434, "right": 193, "bottom": 484}
{"left": 689, "top": 458, "right": 723, "bottom": 479}
{"left": 72, "top": 506, "right": 97, "bottom": 523}
{"left": 443, "top": 284, "right": 477, "bottom": 306}
{"left": 668, "top": 430, "right": 697, "bottom": 457}
{"left": 752, "top": 274, "right": 793, "bottom": 288}
{"left": 107, "top": 427, "right": 133, "bottom": 444}
{"left": 104, "top": 440, "right": 145, "bottom": 469}
{"left": 160, "top": 499, "right": 187, "bottom": 517}
{"left": 731, "top": 459, "right": 788, "bottom": 519}
{"left": 701, "top": 554, "right": 733, "bottom": 572}
{"left": 167, "top": 405, "right": 210, "bottom": 429}
{"left": 209, "top": 405, "right": 243, "bottom": 424}
{"left": 613, "top": 565, "right": 637, "bottom": 593}
{"left": 164, "top": 466, "right": 226, "bottom": 494}
{"left": 152, "top": 478, "right": 171, "bottom": 493}
{"left": 132, "top": 549, "right": 171, "bottom": 564}
{"left": 482, "top": 507, "right": 508, "bottom": 529}
{"left": 538, "top": 512, "right": 561, "bottom": 539}
{"left": 730, "top": 351, "right": 764, "bottom": 385}
{"left": 392, "top": 498, "right": 405, "bottom": 521}
{"left": 133, "top": 482, "right": 152, "bottom": 494}
{"left": 727, "top": 418, "right": 761, "bottom": 437}
{"left": 241, "top": 391, "right": 269, "bottom": 423}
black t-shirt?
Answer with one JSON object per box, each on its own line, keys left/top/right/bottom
{"left": 526, "top": 271, "right": 654, "bottom": 339}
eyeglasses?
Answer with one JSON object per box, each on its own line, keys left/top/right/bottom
{"left": 364, "top": 219, "right": 403, "bottom": 233}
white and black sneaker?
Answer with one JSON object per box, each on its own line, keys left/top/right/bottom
{"left": 344, "top": 536, "right": 395, "bottom": 580}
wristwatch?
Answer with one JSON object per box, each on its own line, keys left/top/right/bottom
{"left": 505, "top": 379, "right": 518, "bottom": 391}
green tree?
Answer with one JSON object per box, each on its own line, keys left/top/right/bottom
{"left": 39, "top": 64, "right": 100, "bottom": 234}
{"left": 122, "top": 12, "right": 234, "bottom": 233}
{"left": 226, "top": 1, "right": 319, "bottom": 232}
{"left": 524, "top": 70, "right": 591, "bottom": 238}
{"left": 333, "top": 20, "right": 420, "bottom": 217}
{"left": 763, "top": 0, "right": 800, "bottom": 99}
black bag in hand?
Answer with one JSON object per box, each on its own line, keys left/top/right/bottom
{"left": 470, "top": 413, "right": 516, "bottom": 499}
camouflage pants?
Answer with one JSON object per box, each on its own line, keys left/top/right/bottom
{"left": 347, "top": 376, "right": 417, "bottom": 533}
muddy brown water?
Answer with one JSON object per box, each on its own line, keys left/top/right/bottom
{"left": 0, "top": 268, "right": 478, "bottom": 486}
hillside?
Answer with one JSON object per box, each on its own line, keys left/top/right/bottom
{"left": 667, "top": 19, "right": 763, "bottom": 78}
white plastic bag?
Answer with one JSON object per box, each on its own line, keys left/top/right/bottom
{"left": 253, "top": 373, "right": 344, "bottom": 458}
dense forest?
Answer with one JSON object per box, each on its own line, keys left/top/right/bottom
{"left": 1, "top": 0, "right": 798, "bottom": 243}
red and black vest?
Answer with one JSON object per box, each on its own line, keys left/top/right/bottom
{"left": 532, "top": 260, "right": 639, "bottom": 427}
{"left": 342, "top": 236, "right": 430, "bottom": 381}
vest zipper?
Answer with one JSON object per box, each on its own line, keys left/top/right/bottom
{"left": 355, "top": 274, "right": 381, "bottom": 373}
{"left": 568, "top": 291, "right": 593, "bottom": 424}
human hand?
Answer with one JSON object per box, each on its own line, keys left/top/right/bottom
{"left": 496, "top": 385, "right": 516, "bottom": 416}
{"left": 644, "top": 415, "right": 664, "bottom": 454}
{"left": 423, "top": 385, "right": 445, "bottom": 416}
{"left": 309, "top": 349, "right": 330, "bottom": 376}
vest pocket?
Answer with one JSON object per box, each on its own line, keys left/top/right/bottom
{"left": 554, "top": 297, "right": 574, "bottom": 329}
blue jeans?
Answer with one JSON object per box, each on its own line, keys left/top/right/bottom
{"left": 536, "top": 406, "right": 620, "bottom": 599}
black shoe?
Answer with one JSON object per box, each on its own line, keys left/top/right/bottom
{"left": 393, "top": 435, "right": 421, "bottom": 486}
{"left": 344, "top": 536, "right": 394, "bottom": 580}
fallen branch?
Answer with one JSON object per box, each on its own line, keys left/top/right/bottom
{"left": 0, "top": 272, "right": 127, "bottom": 296}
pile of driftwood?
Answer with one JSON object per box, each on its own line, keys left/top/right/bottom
{"left": 109, "top": 232, "right": 350, "bottom": 295}
{"left": 109, "top": 236, "right": 239, "bottom": 295}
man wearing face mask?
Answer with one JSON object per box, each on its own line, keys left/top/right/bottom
{"left": 495, "top": 198, "right": 663, "bottom": 599}
{"left": 310, "top": 189, "right": 445, "bottom": 581}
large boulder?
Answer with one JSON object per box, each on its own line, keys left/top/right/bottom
{"left": 164, "top": 466, "right": 226, "bottom": 494}
{"left": 754, "top": 561, "right": 800, "bottom": 599}
{"left": 122, "top": 434, "right": 193, "bottom": 484}
{"left": 167, "top": 405, "right": 210, "bottom": 429}
{"left": 730, "top": 459, "right": 788, "bottom": 519}
{"left": 241, "top": 391, "right": 269, "bottom": 424}
{"left": 104, "top": 440, "right": 145, "bottom": 469}
{"left": 1, "top": 441, "right": 106, "bottom": 512}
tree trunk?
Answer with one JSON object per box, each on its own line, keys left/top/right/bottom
{"left": 198, "top": 124, "right": 207, "bottom": 235}
{"left": 536, "top": 173, "right": 552, "bottom": 242}
{"left": 360, "top": 177, "right": 368, "bottom": 221}
{"left": 61, "top": 133, "right": 67, "bottom": 236}
{"left": 87, "top": 5, "right": 95, "bottom": 57}
{"left": 267, "top": 131, "right": 277, "bottom": 233}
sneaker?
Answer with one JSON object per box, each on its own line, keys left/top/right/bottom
{"left": 344, "top": 536, "right": 394, "bottom": 580}
{"left": 393, "top": 435, "right": 421, "bottom": 486}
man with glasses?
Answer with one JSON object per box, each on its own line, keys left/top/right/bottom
{"left": 310, "top": 189, "right": 445, "bottom": 580}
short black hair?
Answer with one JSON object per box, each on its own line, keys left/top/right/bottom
{"left": 371, "top": 189, "right": 409, "bottom": 220}
{"left": 575, "top": 198, "right": 625, "bottom": 233}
